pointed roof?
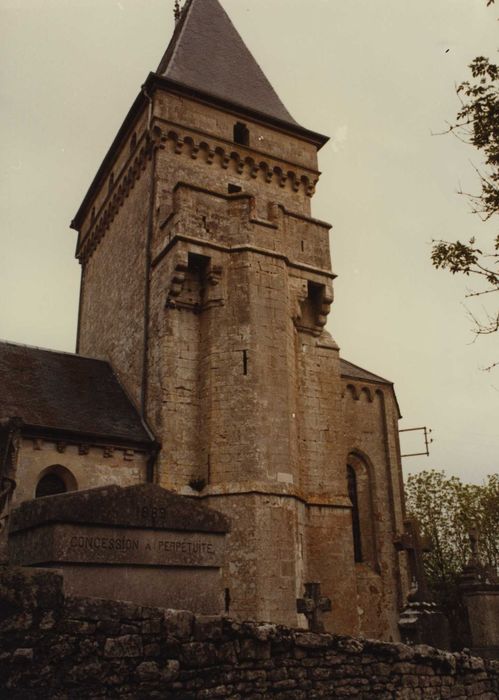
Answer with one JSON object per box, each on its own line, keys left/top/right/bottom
{"left": 157, "top": 0, "right": 298, "bottom": 126}
{"left": 71, "top": 0, "right": 328, "bottom": 232}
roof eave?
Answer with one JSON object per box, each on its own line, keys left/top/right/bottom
{"left": 20, "top": 423, "right": 158, "bottom": 451}
{"left": 153, "top": 74, "right": 329, "bottom": 149}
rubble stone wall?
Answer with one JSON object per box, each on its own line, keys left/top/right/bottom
{"left": 1, "top": 568, "right": 498, "bottom": 699}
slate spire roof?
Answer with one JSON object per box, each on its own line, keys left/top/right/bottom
{"left": 157, "top": 0, "right": 298, "bottom": 126}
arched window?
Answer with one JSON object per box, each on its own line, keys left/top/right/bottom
{"left": 347, "top": 465, "right": 363, "bottom": 562}
{"left": 35, "top": 466, "right": 77, "bottom": 499}
{"left": 36, "top": 473, "right": 66, "bottom": 498}
{"left": 346, "top": 453, "right": 378, "bottom": 570}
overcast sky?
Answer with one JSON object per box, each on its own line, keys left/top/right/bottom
{"left": 1, "top": 0, "right": 497, "bottom": 484}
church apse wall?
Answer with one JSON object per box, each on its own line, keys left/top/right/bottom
{"left": 342, "top": 378, "right": 407, "bottom": 640}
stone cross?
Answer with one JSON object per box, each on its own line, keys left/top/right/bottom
{"left": 395, "top": 518, "right": 432, "bottom": 602}
{"left": 296, "top": 582, "right": 332, "bottom": 633}
{"left": 461, "top": 527, "right": 498, "bottom": 586}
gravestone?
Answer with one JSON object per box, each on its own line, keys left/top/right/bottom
{"left": 8, "top": 483, "right": 230, "bottom": 614}
{"left": 459, "top": 529, "right": 499, "bottom": 660}
{"left": 396, "top": 518, "right": 450, "bottom": 650}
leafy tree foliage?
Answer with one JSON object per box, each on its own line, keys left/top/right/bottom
{"left": 405, "top": 470, "right": 499, "bottom": 647}
{"left": 431, "top": 1, "right": 498, "bottom": 367}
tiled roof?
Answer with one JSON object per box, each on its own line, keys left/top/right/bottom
{"left": 339, "top": 358, "right": 392, "bottom": 385}
{"left": 157, "top": 0, "right": 298, "bottom": 126}
{"left": 0, "top": 341, "right": 153, "bottom": 445}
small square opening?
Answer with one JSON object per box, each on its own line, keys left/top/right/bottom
{"left": 233, "top": 122, "right": 250, "bottom": 146}
{"left": 228, "top": 184, "right": 242, "bottom": 194}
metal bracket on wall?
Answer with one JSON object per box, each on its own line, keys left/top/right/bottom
{"left": 399, "top": 426, "right": 433, "bottom": 458}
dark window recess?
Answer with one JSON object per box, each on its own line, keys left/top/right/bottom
{"left": 183, "top": 253, "right": 209, "bottom": 308}
{"left": 228, "top": 184, "right": 242, "bottom": 194}
{"left": 36, "top": 473, "right": 67, "bottom": 498}
{"left": 298, "top": 280, "right": 324, "bottom": 331}
{"left": 347, "top": 465, "right": 363, "bottom": 563}
{"left": 242, "top": 349, "right": 248, "bottom": 375}
{"left": 233, "top": 122, "right": 250, "bottom": 146}
{"left": 301, "top": 240, "right": 305, "bottom": 252}
{"left": 224, "top": 587, "right": 231, "bottom": 613}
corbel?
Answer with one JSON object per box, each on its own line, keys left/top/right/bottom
{"left": 174, "top": 137, "right": 185, "bottom": 155}
{"left": 166, "top": 257, "right": 189, "bottom": 308}
{"left": 250, "top": 164, "right": 260, "bottom": 179}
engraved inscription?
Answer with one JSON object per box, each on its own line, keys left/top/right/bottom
{"left": 68, "top": 536, "right": 215, "bottom": 556}
{"left": 10, "top": 524, "right": 224, "bottom": 569}
{"left": 69, "top": 536, "right": 139, "bottom": 551}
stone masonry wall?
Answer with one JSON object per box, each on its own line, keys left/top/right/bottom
{"left": 13, "top": 438, "right": 148, "bottom": 506}
{"left": 341, "top": 384, "right": 407, "bottom": 641}
{"left": 1, "top": 568, "right": 498, "bottom": 699}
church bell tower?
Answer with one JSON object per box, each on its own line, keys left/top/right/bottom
{"left": 72, "top": 0, "right": 405, "bottom": 636}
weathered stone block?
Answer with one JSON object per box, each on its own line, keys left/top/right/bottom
{"left": 104, "top": 635, "right": 143, "bottom": 658}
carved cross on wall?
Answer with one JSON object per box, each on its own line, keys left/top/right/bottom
{"left": 395, "top": 518, "right": 432, "bottom": 603}
{"left": 296, "top": 582, "right": 332, "bottom": 633}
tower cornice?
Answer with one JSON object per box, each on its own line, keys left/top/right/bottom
{"left": 70, "top": 73, "right": 328, "bottom": 234}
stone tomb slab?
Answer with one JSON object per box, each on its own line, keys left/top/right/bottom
{"left": 8, "top": 483, "right": 230, "bottom": 614}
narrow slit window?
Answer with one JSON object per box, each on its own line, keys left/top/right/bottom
{"left": 347, "top": 465, "right": 363, "bottom": 563}
{"left": 242, "top": 349, "right": 248, "bottom": 375}
{"left": 234, "top": 122, "right": 250, "bottom": 146}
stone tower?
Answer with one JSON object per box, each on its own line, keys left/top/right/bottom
{"left": 72, "top": 0, "right": 407, "bottom": 638}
